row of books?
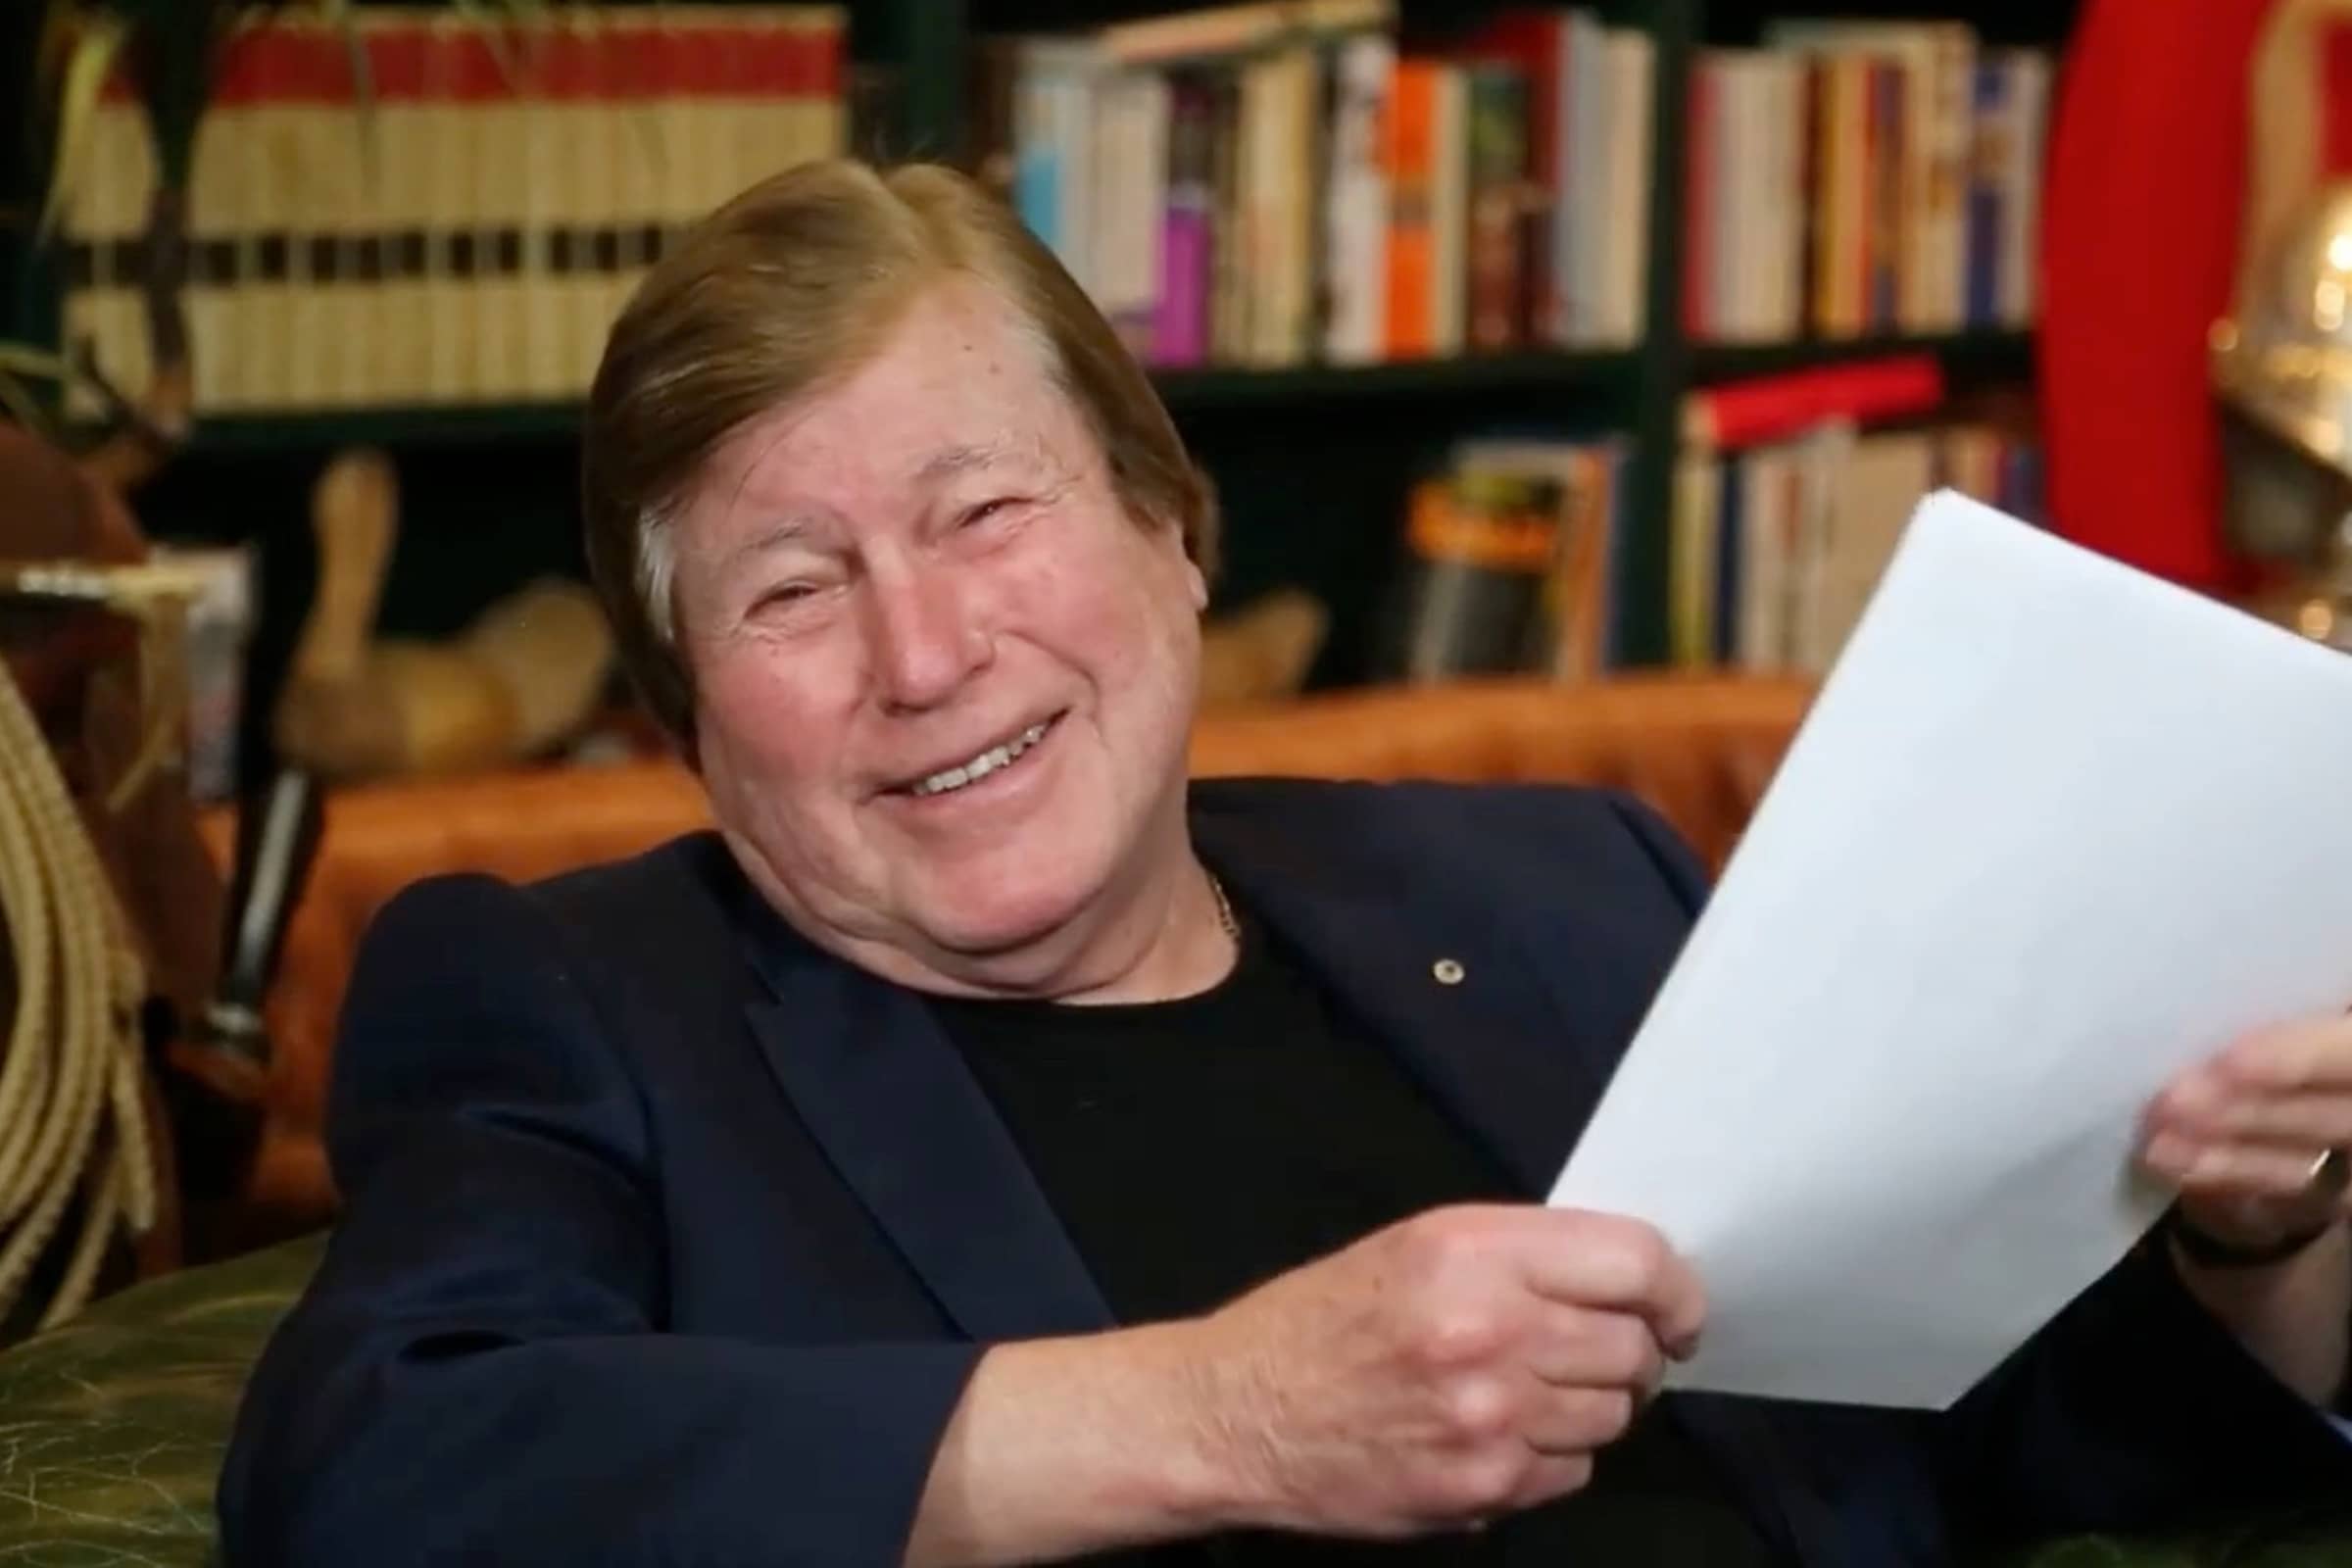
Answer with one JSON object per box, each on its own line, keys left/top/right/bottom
{"left": 977, "top": 2, "right": 1657, "bottom": 369}
{"left": 1685, "top": 24, "right": 2053, "bottom": 343}
{"left": 1667, "top": 419, "right": 2045, "bottom": 673}
{"left": 60, "top": 7, "right": 847, "bottom": 418}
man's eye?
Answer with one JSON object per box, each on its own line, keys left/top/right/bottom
{"left": 959, "top": 497, "right": 1019, "bottom": 530}
{"left": 755, "top": 583, "right": 819, "bottom": 612}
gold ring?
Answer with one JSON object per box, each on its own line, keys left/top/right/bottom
{"left": 2304, "top": 1147, "right": 2351, "bottom": 1198}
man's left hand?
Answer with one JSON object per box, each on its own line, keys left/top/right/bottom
{"left": 2143, "top": 1014, "right": 2352, "bottom": 1252}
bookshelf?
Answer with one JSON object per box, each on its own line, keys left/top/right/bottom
{"left": 0, "top": 0, "right": 2075, "bottom": 746}
{"left": 1687, "top": 329, "right": 2034, "bottom": 384}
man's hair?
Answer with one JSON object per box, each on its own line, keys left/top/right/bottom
{"left": 580, "top": 159, "right": 1219, "bottom": 739}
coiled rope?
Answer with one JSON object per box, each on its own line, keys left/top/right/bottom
{"left": 0, "top": 654, "right": 156, "bottom": 1331}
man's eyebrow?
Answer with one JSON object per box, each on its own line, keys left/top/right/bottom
{"left": 913, "top": 439, "right": 1047, "bottom": 484}
{"left": 720, "top": 516, "right": 821, "bottom": 569}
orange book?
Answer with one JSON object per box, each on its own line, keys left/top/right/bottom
{"left": 1383, "top": 58, "right": 1437, "bottom": 359}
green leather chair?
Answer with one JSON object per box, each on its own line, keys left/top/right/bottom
{"left": 0, "top": 1237, "right": 2345, "bottom": 1565}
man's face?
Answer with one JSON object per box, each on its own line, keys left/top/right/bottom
{"left": 668, "top": 281, "right": 1208, "bottom": 986}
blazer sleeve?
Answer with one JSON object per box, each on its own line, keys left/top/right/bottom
{"left": 1603, "top": 791, "right": 2352, "bottom": 1544}
{"left": 216, "top": 874, "right": 983, "bottom": 1568}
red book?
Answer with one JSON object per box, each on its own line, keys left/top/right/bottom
{"left": 1685, "top": 355, "right": 1946, "bottom": 450}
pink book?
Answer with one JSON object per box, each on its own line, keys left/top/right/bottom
{"left": 1152, "top": 73, "right": 1215, "bottom": 367}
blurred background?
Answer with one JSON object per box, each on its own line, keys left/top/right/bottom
{"left": 8, "top": 0, "right": 2349, "bottom": 802}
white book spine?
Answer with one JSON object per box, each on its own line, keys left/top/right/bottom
{"left": 1562, "top": 10, "right": 1606, "bottom": 346}
{"left": 473, "top": 45, "right": 527, "bottom": 405}
{"left": 257, "top": 33, "right": 313, "bottom": 414}
{"left": 1100, "top": 70, "right": 1169, "bottom": 352}
{"left": 519, "top": 11, "right": 566, "bottom": 402}
{"left": 1326, "top": 33, "right": 1393, "bottom": 364}
{"left": 421, "top": 14, "right": 465, "bottom": 404}
{"left": 186, "top": 61, "right": 240, "bottom": 416}
{"left": 321, "top": 24, "right": 372, "bottom": 411}
{"left": 372, "top": 12, "right": 428, "bottom": 408}
{"left": 1601, "top": 30, "right": 1654, "bottom": 347}
{"left": 1776, "top": 62, "right": 1807, "bottom": 339}
{"left": 571, "top": 6, "right": 621, "bottom": 396}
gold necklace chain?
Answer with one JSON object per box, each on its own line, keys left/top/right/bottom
{"left": 1207, "top": 870, "right": 1239, "bottom": 941}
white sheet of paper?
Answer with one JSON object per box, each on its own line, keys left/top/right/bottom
{"left": 1548, "top": 490, "right": 2352, "bottom": 1410}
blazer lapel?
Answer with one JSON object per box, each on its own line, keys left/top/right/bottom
{"left": 737, "top": 908, "right": 1112, "bottom": 1345}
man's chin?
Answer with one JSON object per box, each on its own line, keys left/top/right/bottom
{"left": 908, "top": 879, "right": 1094, "bottom": 965}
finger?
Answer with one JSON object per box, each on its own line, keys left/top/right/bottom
{"left": 1502, "top": 1451, "right": 1594, "bottom": 1514}
{"left": 1521, "top": 1210, "right": 1707, "bottom": 1357}
{"left": 1521, "top": 1382, "right": 1636, "bottom": 1456}
{"left": 2148, "top": 1084, "right": 2352, "bottom": 1151}
{"left": 2207, "top": 1017, "right": 2352, "bottom": 1095}
{"left": 1527, "top": 1305, "right": 1664, "bottom": 1396}
{"left": 2147, "top": 1134, "right": 2348, "bottom": 1201}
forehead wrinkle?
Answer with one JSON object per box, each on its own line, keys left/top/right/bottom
{"left": 713, "top": 405, "right": 813, "bottom": 533}
{"left": 911, "top": 429, "right": 1066, "bottom": 487}
{"left": 702, "top": 400, "right": 860, "bottom": 573}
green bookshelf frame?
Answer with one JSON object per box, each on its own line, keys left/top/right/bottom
{"left": 1, "top": 0, "right": 2062, "bottom": 677}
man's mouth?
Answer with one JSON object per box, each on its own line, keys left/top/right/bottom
{"left": 900, "top": 715, "right": 1057, "bottom": 800}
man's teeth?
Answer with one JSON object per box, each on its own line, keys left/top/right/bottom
{"left": 910, "top": 721, "right": 1052, "bottom": 798}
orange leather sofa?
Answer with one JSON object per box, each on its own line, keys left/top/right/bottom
{"left": 199, "top": 673, "right": 1813, "bottom": 1237}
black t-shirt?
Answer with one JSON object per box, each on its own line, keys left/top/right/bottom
{"left": 927, "top": 901, "right": 1785, "bottom": 1567}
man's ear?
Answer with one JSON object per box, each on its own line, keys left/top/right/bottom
{"left": 1185, "top": 557, "right": 1208, "bottom": 612}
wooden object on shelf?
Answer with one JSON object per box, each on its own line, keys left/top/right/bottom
{"left": 274, "top": 449, "right": 616, "bottom": 781}
{"left": 1198, "top": 587, "right": 1328, "bottom": 709}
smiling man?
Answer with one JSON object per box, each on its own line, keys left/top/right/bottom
{"left": 220, "top": 161, "right": 2352, "bottom": 1567}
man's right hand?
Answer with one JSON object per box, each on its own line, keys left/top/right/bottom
{"left": 905, "top": 1204, "right": 1703, "bottom": 1567}
{"left": 1177, "top": 1203, "right": 1706, "bottom": 1539}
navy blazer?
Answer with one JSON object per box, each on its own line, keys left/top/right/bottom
{"left": 219, "top": 779, "right": 2350, "bottom": 1566}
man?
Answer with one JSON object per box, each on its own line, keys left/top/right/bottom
{"left": 220, "top": 161, "right": 2352, "bottom": 1566}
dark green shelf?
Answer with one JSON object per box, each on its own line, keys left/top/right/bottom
{"left": 180, "top": 401, "right": 584, "bottom": 453}
{"left": 1151, "top": 348, "right": 1639, "bottom": 410}
{"left": 164, "top": 335, "right": 2033, "bottom": 452}
{"left": 1687, "top": 329, "right": 2037, "bottom": 384}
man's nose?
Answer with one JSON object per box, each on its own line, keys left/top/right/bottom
{"left": 864, "top": 559, "right": 990, "bottom": 710}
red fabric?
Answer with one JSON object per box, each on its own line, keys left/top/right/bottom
{"left": 2040, "top": 0, "right": 2278, "bottom": 589}
{"left": 2327, "top": 24, "right": 2352, "bottom": 175}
